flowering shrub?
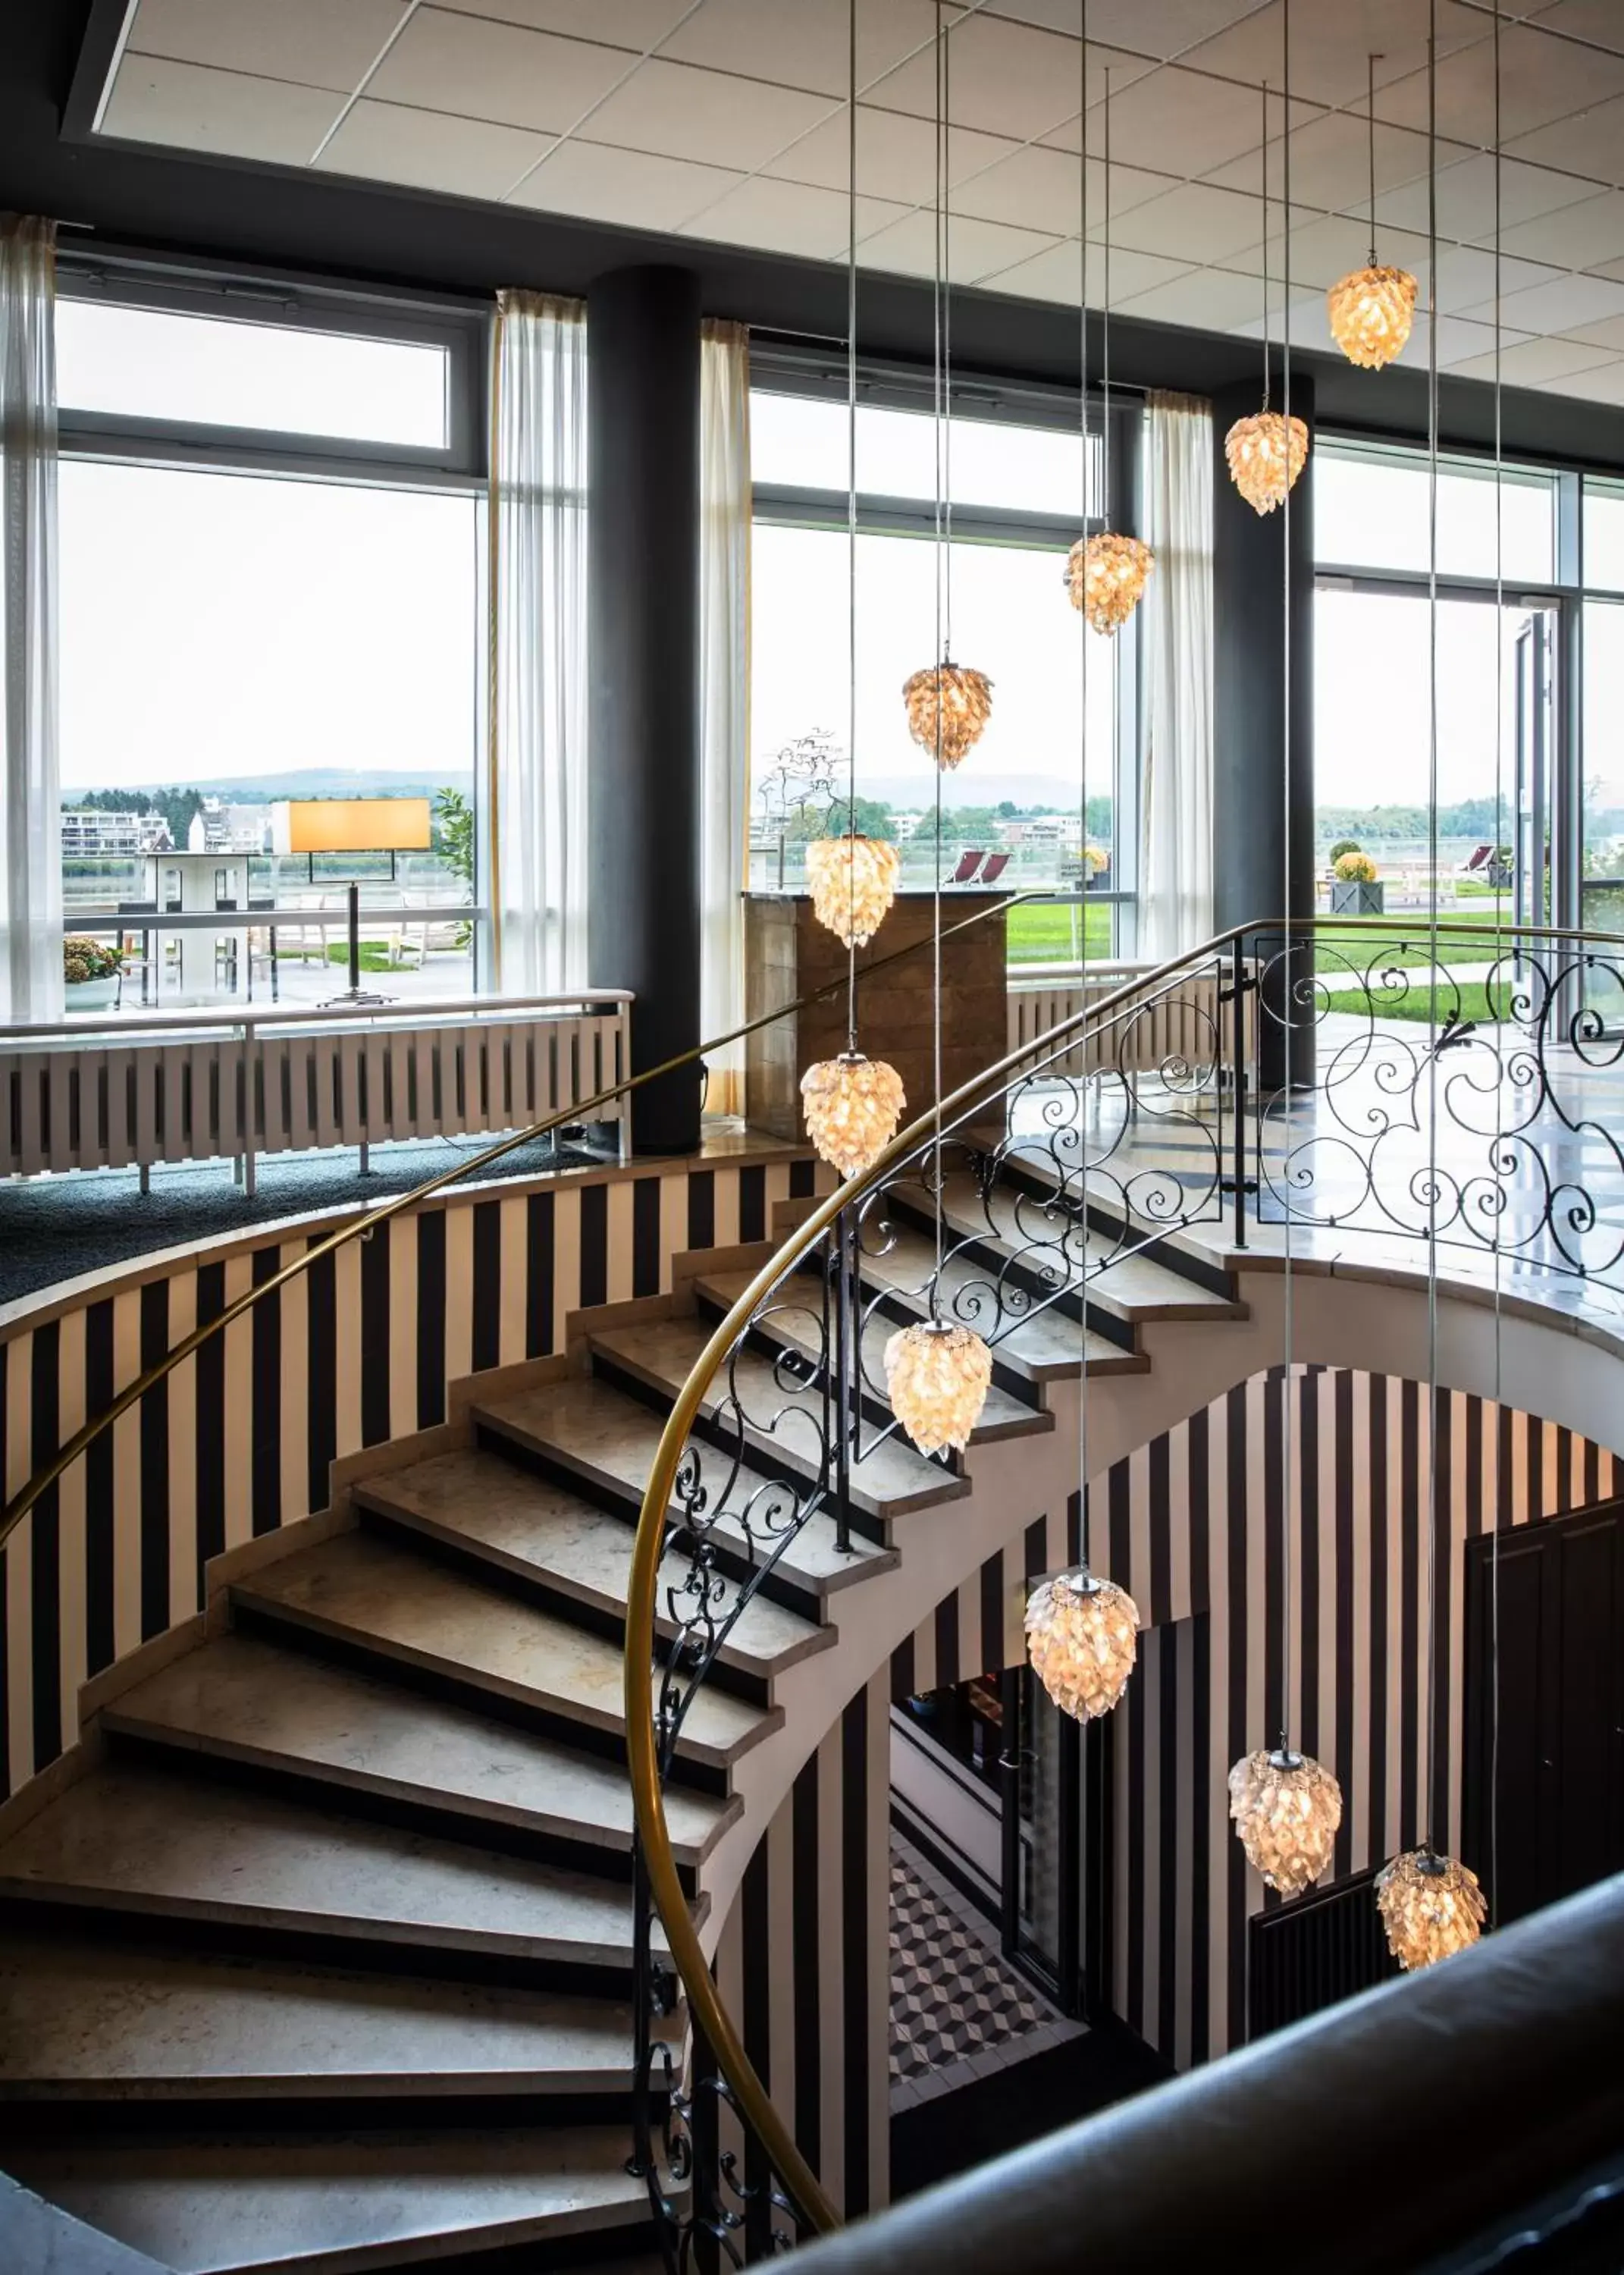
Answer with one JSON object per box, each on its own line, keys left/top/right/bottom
{"left": 63, "top": 937, "right": 124, "bottom": 984}
{"left": 1083, "top": 843, "right": 1109, "bottom": 874}
{"left": 1333, "top": 851, "right": 1378, "bottom": 884}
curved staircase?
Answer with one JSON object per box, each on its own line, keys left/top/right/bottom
{"left": 0, "top": 1163, "right": 1249, "bottom": 2273}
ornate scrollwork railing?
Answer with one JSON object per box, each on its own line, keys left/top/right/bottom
{"left": 624, "top": 914, "right": 1624, "bottom": 2270}
{"left": 1254, "top": 924, "right": 1624, "bottom": 1296}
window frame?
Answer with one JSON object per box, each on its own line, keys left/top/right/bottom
{"left": 748, "top": 358, "right": 1146, "bottom": 953}
{"left": 1311, "top": 432, "right": 1624, "bottom": 939}
{"left": 53, "top": 254, "right": 491, "bottom": 991}
{"left": 55, "top": 253, "right": 488, "bottom": 484}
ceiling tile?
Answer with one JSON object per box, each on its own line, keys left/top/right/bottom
{"left": 950, "top": 144, "right": 1171, "bottom": 234}
{"left": 1428, "top": 243, "right": 1566, "bottom": 314}
{"left": 1557, "top": 311, "right": 1624, "bottom": 352}
{"left": 1447, "top": 334, "right": 1619, "bottom": 384}
{"left": 979, "top": 238, "right": 1195, "bottom": 303}
{"left": 854, "top": 207, "right": 1062, "bottom": 285}
{"left": 1177, "top": 0, "right": 1487, "bottom": 107}
{"left": 1525, "top": 0, "right": 1624, "bottom": 53}
{"left": 1505, "top": 91, "right": 1624, "bottom": 185}
{"left": 977, "top": 2, "right": 1268, "bottom": 63}
{"left": 1530, "top": 359, "right": 1624, "bottom": 403}
{"left": 1227, "top": 211, "right": 1431, "bottom": 291}
{"left": 1462, "top": 268, "right": 1624, "bottom": 332}
{"left": 1041, "top": 67, "right": 1318, "bottom": 179}
{"left": 659, "top": 0, "right": 940, "bottom": 98}
{"left": 506, "top": 136, "right": 743, "bottom": 225}
{"left": 1375, "top": 22, "right": 1624, "bottom": 145}
{"left": 101, "top": 54, "right": 344, "bottom": 164}
{"left": 578, "top": 55, "right": 836, "bottom": 168}
{"left": 434, "top": 0, "right": 691, "bottom": 43}
{"left": 867, "top": 20, "right": 1152, "bottom": 143}
{"left": 1107, "top": 180, "right": 1263, "bottom": 262}
{"left": 1430, "top": 312, "right": 1537, "bottom": 366}
{"left": 1202, "top": 114, "right": 1466, "bottom": 216}
{"left": 682, "top": 176, "right": 911, "bottom": 258}
{"left": 1496, "top": 188, "right": 1624, "bottom": 268}
{"left": 1378, "top": 152, "right": 1606, "bottom": 240}
{"left": 763, "top": 105, "right": 1020, "bottom": 205}
{"left": 1115, "top": 262, "right": 1274, "bottom": 328}
{"left": 125, "top": 0, "right": 407, "bottom": 93}
{"left": 365, "top": 10, "right": 630, "bottom": 134}
{"left": 318, "top": 95, "right": 554, "bottom": 196}
{"left": 1227, "top": 287, "right": 1349, "bottom": 347}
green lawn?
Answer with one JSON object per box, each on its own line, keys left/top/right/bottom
{"left": 1005, "top": 900, "right": 1115, "bottom": 965}
{"left": 276, "top": 941, "right": 400, "bottom": 973}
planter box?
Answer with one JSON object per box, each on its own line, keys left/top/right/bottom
{"left": 1330, "top": 880, "right": 1385, "bottom": 917}
{"left": 64, "top": 976, "right": 119, "bottom": 1011}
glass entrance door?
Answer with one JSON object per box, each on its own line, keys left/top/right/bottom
{"left": 999, "top": 1665, "right": 1082, "bottom": 2013}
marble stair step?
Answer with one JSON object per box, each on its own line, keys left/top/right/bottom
{"left": 352, "top": 1449, "right": 832, "bottom": 1683}
{"left": 692, "top": 1269, "right": 1054, "bottom": 1441}
{"left": 4, "top": 2125, "right": 653, "bottom": 2275}
{"left": 231, "top": 1530, "right": 775, "bottom": 1774}
{"left": 0, "top": 1930, "right": 661, "bottom": 2102}
{"left": 899, "top": 1172, "right": 1246, "bottom": 1326}
{"left": 472, "top": 1376, "right": 897, "bottom": 1599}
{"left": 0, "top": 1765, "right": 669, "bottom": 1973}
{"left": 797, "top": 1228, "right": 1149, "bottom": 1383}
{"left": 102, "top": 1633, "right": 734, "bottom": 1872}
{"left": 589, "top": 1317, "right": 971, "bottom": 1517}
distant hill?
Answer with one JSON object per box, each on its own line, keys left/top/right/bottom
{"left": 861, "top": 770, "right": 1089, "bottom": 813}
{"left": 66, "top": 767, "right": 475, "bottom": 803}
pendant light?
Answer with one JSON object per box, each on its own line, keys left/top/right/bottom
{"left": 1327, "top": 55, "right": 1418, "bottom": 369}
{"left": 1226, "top": 78, "right": 1309, "bottom": 515}
{"left": 888, "top": 0, "right": 991, "bottom": 1455}
{"left": 1375, "top": 0, "right": 1482, "bottom": 1972}
{"left": 1065, "top": 64, "right": 1151, "bottom": 634}
{"left": 1229, "top": 0, "right": 1340, "bottom": 1897}
{"left": 1028, "top": 3, "right": 1137, "bottom": 1725}
{"left": 901, "top": 3, "right": 992, "bottom": 770}
{"left": 801, "top": 0, "right": 904, "bottom": 1182}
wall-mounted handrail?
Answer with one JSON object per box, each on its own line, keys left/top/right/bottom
{"left": 0, "top": 892, "right": 1041, "bottom": 1560}
{"left": 622, "top": 911, "right": 1624, "bottom": 2245}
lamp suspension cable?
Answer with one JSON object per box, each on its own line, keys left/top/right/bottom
{"left": 1261, "top": 77, "right": 1271, "bottom": 415}
{"left": 1374, "top": 0, "right": 1484, "bottom": 1972}
{"left": 1078, "top": 0, "right": 1092, "bottom": 1529}
{"left": 846, "top": 0, "right": 859, "bottom": 1049}
{"left": 1366, "top": 50, "right": 1379, "bottom": 265}
{"left": 1225, "top": 5, "right": 1341, "bottom": 1899}
{"left": 1280, "top": 20, "right": 1294, "bottom": 1765}
{"left": 933, "top": 0, "right": 948, "bottom": 1304}
{"left": 1489, "top": 0, "right": 1504, "bottom": 1935}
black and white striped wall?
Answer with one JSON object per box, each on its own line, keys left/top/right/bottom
{"left": 0, "top": 1151, "right": 824, "bottom": 1800}
{"left": 713, "top": 1363, "right": 1617, "bottom": 2221}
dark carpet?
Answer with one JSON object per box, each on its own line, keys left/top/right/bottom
{"left": 0, "top": 1131, "right": 609, "bottom": 1304}
{"left": 890, "top": 2019, "right": 1174, "bottom": 2203}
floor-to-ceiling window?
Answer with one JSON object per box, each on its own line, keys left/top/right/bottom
{"left": 55, "top": 271, "right": 486, "bottom": 1010}
{"left": 749, "top": 370, "right": 1140, "bottom": 962}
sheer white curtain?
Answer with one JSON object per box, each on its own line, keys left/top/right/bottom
{"left": 699, "top": 318, "right": 751, "bottom": 1118}
{"left": 1139, "top": 391, "right": 1214, "bottom": 961}
{"left": 488, "top": 290, "right": 588, "bottom": 996}
{"left": 1, "top": 215, "right": 61, "bottom": 1023}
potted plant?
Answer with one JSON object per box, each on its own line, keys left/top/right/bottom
{"left": 1329, "top": 849, "right": 1384, "bottom": 917}
{"left": 1082, "top": 843, "right": 1110, "bottom": 888}
{"left": 63, "top": 935, "right": 123, "bottom": 1009}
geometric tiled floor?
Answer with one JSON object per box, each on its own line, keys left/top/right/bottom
{"left": 889, "top": 1844, "right": 1083, "bottom": 2104}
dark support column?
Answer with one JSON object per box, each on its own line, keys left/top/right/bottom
{"left": 587, "top": 265, "right": 703, "bottom": 1154}
{"left": 1211, "top": 372, "right": 1316, "bottom": 1091}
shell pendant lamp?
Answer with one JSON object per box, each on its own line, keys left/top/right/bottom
{"left": 1328, "top": 55, "right": 1418, "bottom": 370}
{"left": 1226, "top": 77, "right": 1309, "bottom": 514}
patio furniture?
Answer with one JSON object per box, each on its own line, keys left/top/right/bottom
{"left": 948, "top": 849, "right": 985, "bottom": 884}
{"left": 979, "top": 851, "right": 1011, "bottom": 885}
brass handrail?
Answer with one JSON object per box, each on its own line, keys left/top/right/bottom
{"left": 0, "top": 891, "right": 1042, "bottom": 1558}
{"left": 622, "top": 910, "right": 1624, "bottom": 2239}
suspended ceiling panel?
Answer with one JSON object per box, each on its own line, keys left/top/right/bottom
{"left": 88, "top": 0, "right": 1624, "bottom": 408}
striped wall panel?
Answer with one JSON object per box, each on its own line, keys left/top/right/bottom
{"left": 0, "top": 1153, "right": 825, "bottom": 1801}
{"left": 848, "top": 1368, "right": 1616, "bottom": 2091}
{"left": 710, "top": 1669, "right": 892, "bottom": 2225}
